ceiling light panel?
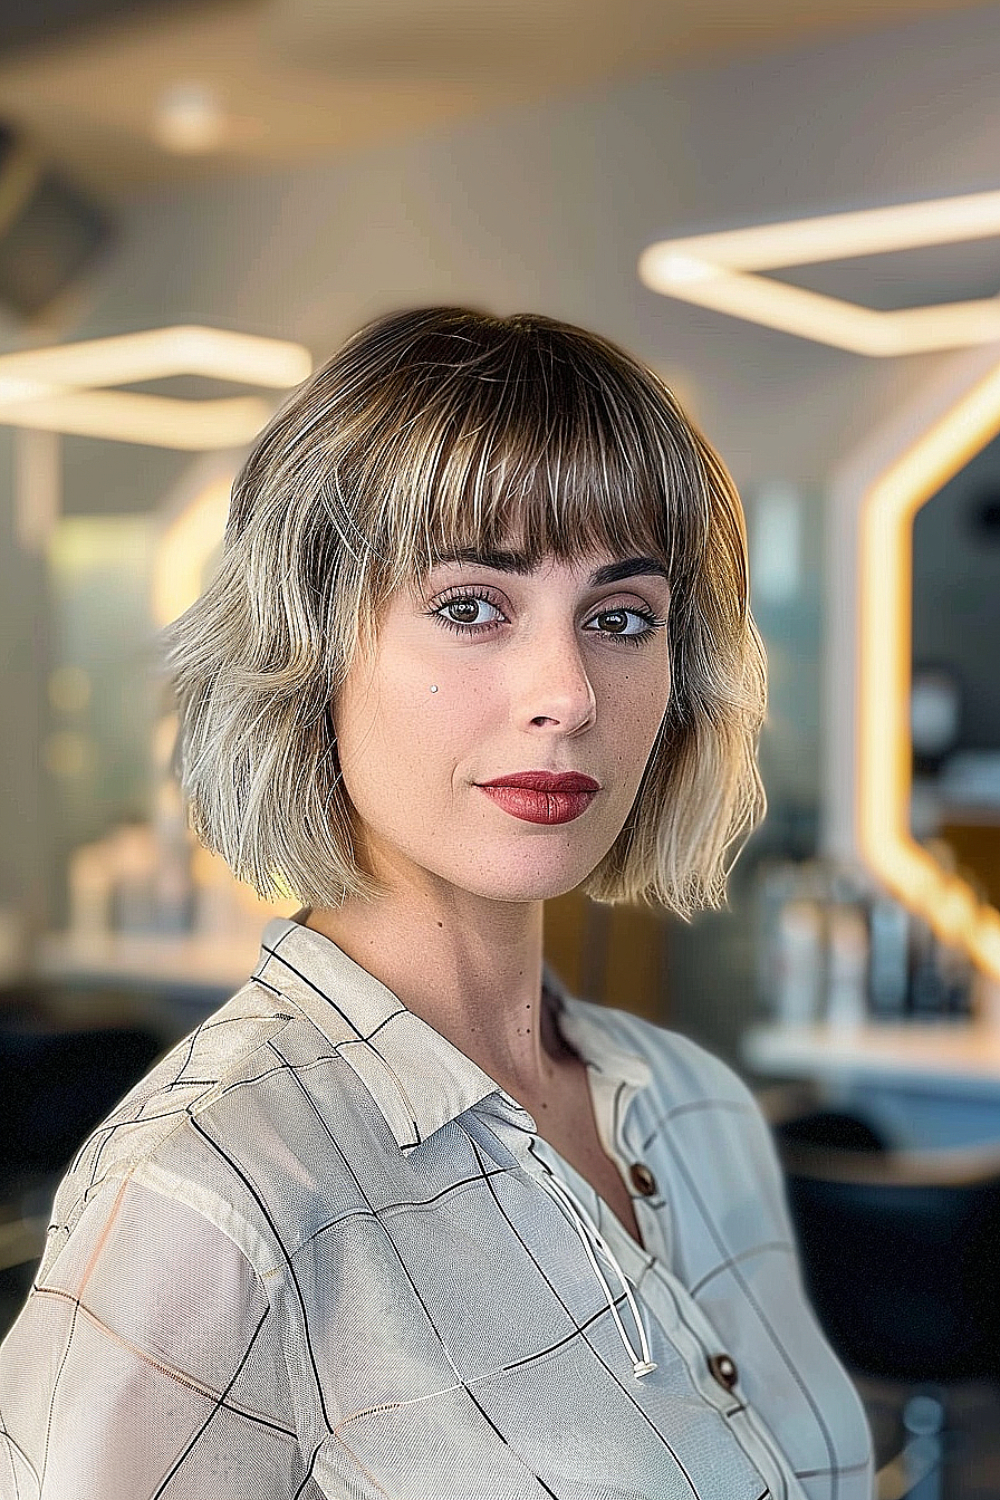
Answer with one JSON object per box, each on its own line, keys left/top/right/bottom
{"left": 0, "top": 325, "right": 312, "bottom": 449}
{"left": 640, "top": 189, "right": 1000, "bottom": 357}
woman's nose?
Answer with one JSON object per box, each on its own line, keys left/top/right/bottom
{"left": 514, "top": 629, "right": 597, "bottom": 734}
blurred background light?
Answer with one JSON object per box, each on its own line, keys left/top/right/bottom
{"left": 152, "top": 81, "right": 228, "bottom": 155}
{"left": 152, "top": 471, "right": 231, "bottom": 627}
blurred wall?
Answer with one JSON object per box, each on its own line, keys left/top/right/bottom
{"left": 0, "top": 429, "right": 49, "bottom": 939}
{"left": 4, "top": 1, "right": 1000, "bottom": 1056}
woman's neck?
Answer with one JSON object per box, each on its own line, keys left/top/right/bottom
{"left": 301, "top": 891, "right": 576, "bottom": 1104}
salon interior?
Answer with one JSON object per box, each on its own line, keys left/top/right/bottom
{"left": 2, "top": 0, "right": 1000, "bottom": 1491}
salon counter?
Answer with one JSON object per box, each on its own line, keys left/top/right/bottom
{"left": 743, "top": 1020, "right": 1000, "bottom": 1148}
{"left": 34, "top": 930, "right": 258, "bottom": 993}
{"left": 12, "top": 931, "right": 253, "bottom": 1039}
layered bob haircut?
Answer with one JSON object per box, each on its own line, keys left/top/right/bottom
{"left": 164, "top": 307, "right": 767, "bottom": 918}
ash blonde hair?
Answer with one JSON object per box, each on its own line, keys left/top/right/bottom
{"left": 164, "top": 307, "right": 767, "bottom": 918}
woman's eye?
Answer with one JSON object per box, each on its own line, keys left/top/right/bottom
{"left": 432, "top": 594, "right": 505, "bottom": 633}
{"left": 585, "top": 608, "right": 663, "bottom": 646}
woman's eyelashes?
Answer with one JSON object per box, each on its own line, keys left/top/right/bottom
{"left": 425, "top": 588, "right": 667, "bottom": 649}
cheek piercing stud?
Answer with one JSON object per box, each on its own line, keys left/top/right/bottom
{"left": 430, "top": 685, "right": 438, "bottom": 693}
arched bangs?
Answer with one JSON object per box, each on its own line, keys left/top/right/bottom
{"left": 329, "top": 315, "right": 712, "bottom": 644}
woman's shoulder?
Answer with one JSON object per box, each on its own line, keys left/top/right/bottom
{"left": 44, "top": 978, "right": 376, "bottom": 1275}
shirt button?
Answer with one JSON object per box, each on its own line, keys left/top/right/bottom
{"left": 707, "top": 1352, "right": 739, "bottom": 1391}
{"left": 629, "top": 1162, "right": 657, "bottom": 1196}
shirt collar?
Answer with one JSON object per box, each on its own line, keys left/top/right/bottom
{"left": 254, "top": 915, "right": 650, "bottom": 1152}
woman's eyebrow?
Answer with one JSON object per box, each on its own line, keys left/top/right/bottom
{"left": 589, "top": 556, "right": 670, "bottom": 587}
{"left": 430, "top": 548, "right": 669, "bottom": 586}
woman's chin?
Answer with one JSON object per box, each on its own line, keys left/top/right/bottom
{"left": 456, "top": 861, "right": 600, "bottom": 905}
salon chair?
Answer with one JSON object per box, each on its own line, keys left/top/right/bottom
{"left": 0, "top": 1023, "right": 163, "bottom": 1186}
{"left": 764, "top": 1088, "right": 1000, "bottom": 1500}
{"left": 0, "top": 1019, "right": 163, "bottom": 1340}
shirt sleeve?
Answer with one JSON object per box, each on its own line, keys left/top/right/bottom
{"left": 0, "top": 1175, "right": 311, "bottom": 1499}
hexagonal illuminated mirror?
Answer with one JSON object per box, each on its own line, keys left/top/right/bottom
{"left": 856, "top": 357, "right": 1000, "bottom": 979}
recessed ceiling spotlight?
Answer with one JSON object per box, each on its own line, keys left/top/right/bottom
{"left": 154, "top": 83, "right": 227, "bottom": 155}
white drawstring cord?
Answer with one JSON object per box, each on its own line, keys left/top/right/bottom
{"left": 537, "top": 1170, "right": 657, "bottom": 1379}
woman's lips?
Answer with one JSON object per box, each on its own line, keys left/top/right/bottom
{"left": 478, "top": 785, "right": 597, "bottom": 825}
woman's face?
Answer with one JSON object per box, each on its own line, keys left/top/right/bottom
{"left": 331, "top": 544, "right": 673, "bottom": 906}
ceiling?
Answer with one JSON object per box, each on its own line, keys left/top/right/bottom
{"left": 0, "top": 0, "right": 994, "bottom": 197}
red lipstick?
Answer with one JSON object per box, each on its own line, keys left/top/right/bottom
{"left": 477, "top": 770, "right": 600, "bottom": 825}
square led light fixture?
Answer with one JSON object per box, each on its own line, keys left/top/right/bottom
{"left": 0, "top": 325, "right": 312, "bottom": 448}
{"left": 640, "top": 189, "right": 1000, "bottom": 356}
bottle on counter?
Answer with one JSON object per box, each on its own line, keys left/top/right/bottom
{"left": 825, "top": 902, "right": 869, "bottom": 1030}
{"left": 773, "top": 897, "right": 824, "bottom": 1026}
{"left": 868, "top": 897, "right": 910, "bottom": 1021}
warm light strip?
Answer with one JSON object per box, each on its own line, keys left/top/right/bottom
{"left": 639, "top": 189, "right": 1000, "bottom": 357}
{"left": 643, "top": 188, "right": 1000, "bottom": 270}
{"left": 858, "top": 358, "right": 1000, "bottom": 978}
{"left": 0, "top": 326, "right": 312, "bottom": 390}
{"left": 0, "top": 391, "right": 273, "bottom": 449}
{"left": 640, "top": 264, "right": 1000, "bottom": 357}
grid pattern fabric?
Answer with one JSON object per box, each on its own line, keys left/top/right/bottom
{"left": 0, "top": 916, "right": 874, "bottom": 1498}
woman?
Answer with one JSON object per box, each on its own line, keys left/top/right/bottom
{"left": 0, "top": 308, "right": 873, "bottom": 1498}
